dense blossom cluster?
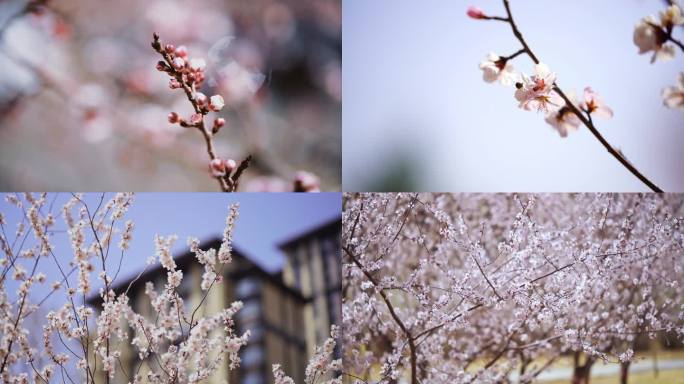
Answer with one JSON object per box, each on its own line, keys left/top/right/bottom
{"left": 342, "top": 193, "right": 684, "bottom": 384}
{"left": 469, "top": 1, "right": 662, "bottom": 192}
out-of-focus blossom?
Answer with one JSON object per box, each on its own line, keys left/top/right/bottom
{"left": 660, "top": 4, "right": 684, "bottom": 28}
{"left": 580, "top": 87, "right": 613, "bottom": 119}
{"left": 662, "top": 72, "right": 684, "bottom": 110}
{"left": 244, "top": 176, "right": 290, "bottom": 192}
{"left": 479, "top": 52, "right": 519, "bottom": 86}
{"left": 514, "top": 63, "right": 563, "bottom": 112}
{"left": 545, "top": 91, "right": 581, "bottom": 138}
{"left": 190, "top": 58, "right": 206, "bottom": 72}
{"left": 634, "top": 16, "right": 675, "bottom": 63}
{"left": 168, "top": 112, "right": 179, "bottom": 124}
{"left": 293, "top": 171, "right": 320, "bottom": 192}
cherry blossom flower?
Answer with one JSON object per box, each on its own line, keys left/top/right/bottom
{"left": 479, "top": 52, "right": 519, "bottom": 86}
{"left": 514, "top": 63, "right": 563, "bottom": 112}
{"left": 545, "top": 91, "right": 581, "bottom": 137}
{"left": 662, "top": 72, "right": 684, "bottom": 110}
{"left": 580, "top": 87, "right": 613, "bottom": 119}
{"left": 209, "top": 95, "right": 225, "bottom": 112}
{"left": 633, "top": 16, "right": 675, "bottom": 63}
{"left": 660, "top": 4, "right": 684, "bottom": 28}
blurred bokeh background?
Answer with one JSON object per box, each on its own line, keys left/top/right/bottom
{"left": 343, "top": 0, "right": 684, "bottom": 192}
{"left": 0, "top": 0, "right": 341, "bottom": 191}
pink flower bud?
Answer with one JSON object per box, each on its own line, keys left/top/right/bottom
{"left": 172, "top": 57, "right": 185, "bottom": 70}
{"left": 224, "top": 159, "right": 237, "bottom": 174}
{"left": 209, "top": 158, "right": 226, "bottom": 177}
{"left": 467, "top": 6, "right": 487, "bottom": 19}
{"left": 169, "top": 79, "right": 181, "bottom": 89}
{"left": 168, "top": 112, "right": 179, "bottom": 124}
{"left": 156, "top": 61, "right": 167, "bottom": 72}
{"left": 165, "top": 44, "right": 175, "bottom": 54}
{"left": 209, "top": 95, "right": 225, "bottom": 112}
{"left": 195, "top": 92, "right": 208, "bottom": 106}
{"left": 190, "top": 113, "right": 202, "bottom": 125}
{"left": 212, "top": 117, "right": 225, "bottom": 134}
{"left": 174, "top": 45, "right": 188, "bottom": 58}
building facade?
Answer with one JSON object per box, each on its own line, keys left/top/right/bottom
{"left": 278, "top": 218, "right": 342, "bottom": 359}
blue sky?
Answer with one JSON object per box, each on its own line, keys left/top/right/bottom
{"left": 1, "top": 192, "right": 341, "bottom": 306}
{"left": 343, "top": 0, "right": 684, "bottom": 192}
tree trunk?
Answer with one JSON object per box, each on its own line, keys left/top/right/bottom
{"left": 619, "top": 361, "right": 631, "bottom": 384}
{"left": 571, "top": 355, "right": 594, "bottom": 384}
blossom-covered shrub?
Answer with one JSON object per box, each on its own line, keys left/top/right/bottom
{"left": 342, "top": 193, "right": 684, "bottom": 384}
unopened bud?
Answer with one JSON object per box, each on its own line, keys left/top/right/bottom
{"left": 209, "top": 158, "right": 226, "bottom": 177}
{"left": 174, "top": 45, "right": 188, "bottom": 58}
{"left": 165, "top": 44, "right": 175, "bottom": 54}
{"left": 224, "top": 159, "right": 237, "bottom": 174}
{"left": 466, "top": 6, "right": 487, "bottom": 19}
{"left": 168, "top": 112, "right": 179, "bottom": 124}
{"left": 212, "top": 117, "right": 225, "bottom": 135}
{"left": 195, "top": 92, "right": 208, "bottom": 107}
{"left": 156, "top": 61, "right": 168, "bottom": 72}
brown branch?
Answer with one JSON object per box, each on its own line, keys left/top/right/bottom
{"left": 343, "top": 245, "right": 418, "bottom": 384}
{"left": 500, "top": 0, "right": 663, "bottom": 192}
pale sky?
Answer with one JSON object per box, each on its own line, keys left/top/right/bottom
{"left": 343, "top": 0, "right": 684, "bottom": 192}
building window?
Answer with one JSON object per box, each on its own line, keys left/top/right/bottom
{"left": 242, "top": 372, "right": 266, "bottom": 384}
{"left": 236, "top": 277, "right": 261, "bottom": 299}
{"left": 241, "top": 344, "right": 264, "bottom": 369}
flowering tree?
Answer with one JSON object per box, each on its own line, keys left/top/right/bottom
{"left": 0, "top": 193, "right": 339, "bottom": 383}
{"left": 342, "top": 193, "right": 684, "bottom": 383}
{"left": 469, "top": 0, "right": 684, "bottom": 192}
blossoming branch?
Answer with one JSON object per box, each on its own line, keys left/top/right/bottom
{"left": 151, "top": 33, "right": 251, "bottom": 192}
{"left": 469, "top": 1, "right": 666, "bottom": 192}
